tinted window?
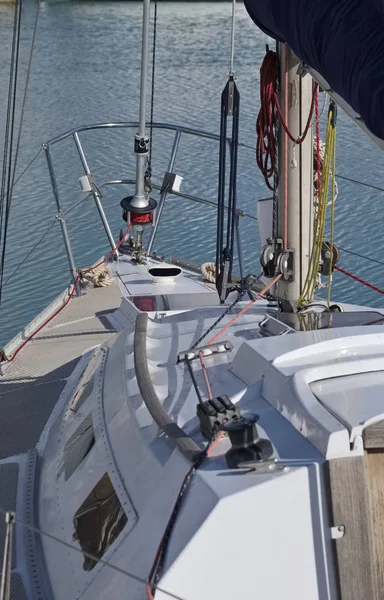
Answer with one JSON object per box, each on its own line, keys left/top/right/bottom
{"left": 73, "top": 473, "right": 127, "bottom": 571}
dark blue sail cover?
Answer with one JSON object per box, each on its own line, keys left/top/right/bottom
{"left": 244, "top": 0, "right": 384, "bottom": 140}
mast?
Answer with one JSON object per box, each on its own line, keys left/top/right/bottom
{"left": 277, "top": 44, "right": 313, "bottom": 311}
{"left": 132, "top": 0, "right": 151, "bottom": 209}
{"left": 120, "top": 0, "right": 157, "bottom": 261}
{"left": 262, "top": 43, "right": 314, "bottom": 312}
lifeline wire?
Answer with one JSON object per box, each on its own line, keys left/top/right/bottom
{"left": 337, "top": 245, "right": 384, "bottom": 268}
{"left": 145, "top": 0, "right": 158, "bottom": 191}
{"left": 2, "top": 218, "right": 57, "bottom": 288}
{"left": 0, "top": 0, "right": 41, "bottom": 304}
{"left": 7, "top": 0, "right": 42, "bottom": 203}
{"left": 1, "top": 225, "right": 132, "bottom": 363}
{"left": 10, "top": 147, "right": 42, "bottom": 192}
{"left": 0, "top": 0, "right": 22, "bottom": 305}
{"left": 0, "top": 506, "right": 185, "bottom": 600}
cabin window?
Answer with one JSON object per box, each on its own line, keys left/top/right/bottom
{"left": 69, "top": 349, "right": 102, "bottom": 413}
{"left": 61, "top": 414, "right": 95, "bottom": 481}
{"left": 73, "top": 473, "right": 127, "bottom": 571}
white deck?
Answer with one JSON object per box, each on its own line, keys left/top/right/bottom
{"left": 2, "top": 254, "right": 384, "bottom": 599}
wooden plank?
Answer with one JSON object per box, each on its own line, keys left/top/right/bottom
{"left": 363, "top": 421, "right": 384, "bottom": 449}
{"left": 366, "top": 450, "right": 384, "bottom": 599}
{"left": 328, "top": 456, "right": 376, "bottom": 600}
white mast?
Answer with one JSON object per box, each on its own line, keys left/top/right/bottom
{"left": 132, "top": 0, "right": 151, "bottom": 209}
{"left": 120, "top": 0, "right": 157, "bottom": 262}
{"left": 275, "top": 43, "right": 314, "bottom": 311}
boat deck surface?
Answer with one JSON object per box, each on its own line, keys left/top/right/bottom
{"left": 0, "top": 281, "right": 122, "bottom": 598}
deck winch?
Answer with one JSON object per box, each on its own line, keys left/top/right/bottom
{"left": 120, "top": 194, "right": 157, "bottom": 262}
{"left": 120, "top": 195, "right": 157, "bottom": 228}
{"left": 221, "top": 414, "right": 273, "bottom": 468}
{"left": 120, "top": 130, "right": 157, "bottom": 261}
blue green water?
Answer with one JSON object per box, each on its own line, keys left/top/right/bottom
{"left": 1, "top": 0, "right": 384, "bottom": 343}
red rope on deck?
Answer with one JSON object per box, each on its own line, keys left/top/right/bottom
{"left": 207, "top": 273, "right": 283, "bottom": 346}
{"left": 1, "top": 225, "right": 131, "bottom": 363}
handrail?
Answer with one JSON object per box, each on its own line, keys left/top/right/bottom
{"left": 42, "top": 120, "right": 260, "bottom": 282}
{"left": 45, "top": 121, "right": 222, "bottom": 146}
{"left": 62, "top": 178, "right": 259, "bottom": 221}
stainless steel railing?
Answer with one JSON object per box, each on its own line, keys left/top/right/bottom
{"left": 43, "top": 121, "right": 259, "bottom": 285}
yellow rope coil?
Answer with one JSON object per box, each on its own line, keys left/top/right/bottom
{"left": 298, "top": 102, "right": 337, "bottom": 307}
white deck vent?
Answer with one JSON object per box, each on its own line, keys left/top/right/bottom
{"left": 148, "top": 266, "right": 182, "bottom": 284}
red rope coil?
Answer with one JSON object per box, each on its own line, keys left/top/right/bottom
{"left": 256, "top": 51, "right": 278, "bottom": 191}
{"left": 315, "top": 86, "right": 321, "bottom": 201}
{"left": 256, "top": 50, "right": 317, "bottom": 191}
{"left": 130, "top": 212, "right": 153, "bottom": 224}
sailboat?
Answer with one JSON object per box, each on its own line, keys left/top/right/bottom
{"left": 1, "top": 0, "right": 384, "bottom": 598}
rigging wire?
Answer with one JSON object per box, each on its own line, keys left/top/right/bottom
{"left": 8, "top": 0, "right": 41, "bottom": 203}
{"left": 2, "top": 218, "right": 57, "bottom": 288}
{"left": 145, "top": 0, "right": 158, "bottom": 190}
{"left": 0, "top": 0, "right": 22, "bottom": 304}
{"left": 10, "top": 147, "right": 42, "bottom": 192}
{"left": 229, "top": 0, "right": 236, "bottom": 76}
{"left": 335, "top": 174, "right": 384, "bottom": 194}
{"left": 1, "top": 225, "right": 131, "bottom": 363}
{"left": 0, "top": 0, "right": 21, "bottom": 234}
{"left": 0, "top": 506, "right": 185, "bottom": 600}
{"left": 0, "top": 0, "right": 41, "bottom": 305}
{"left": 337, "top": 246, "right": 384, "bottom": 268}
{"left": 242, "top": 138, "right": 384, "bottom": 198}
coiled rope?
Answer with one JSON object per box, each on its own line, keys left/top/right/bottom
{"left": 256, "top": 50, "right": 316, "bottom": 192}
{"left": 298, "top": 102, "right": 337, "bottom": 307}
{"left": 201, "top": 262, "right": 216, "bottom": 284}
{"left": 81, "top": 265, "right": 114, "bottom": 288}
